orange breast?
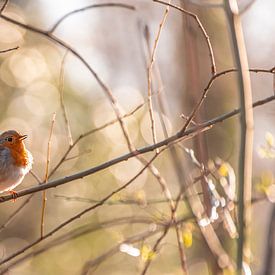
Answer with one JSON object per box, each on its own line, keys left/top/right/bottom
{"left": 10, "top": 146, "right": 29, "bottom": 167}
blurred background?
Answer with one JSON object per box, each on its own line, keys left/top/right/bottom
{"left": 0, "top": 0, "right": 274, "bottom": 274}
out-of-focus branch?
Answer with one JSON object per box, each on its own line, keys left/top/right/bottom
{"left": 0, "top": 216, "right": 163, "bottom": 273}
{"left": 40, "top": 113, "right": 56, "bottom": 238}
{"left": 81, "top": 229, "right": 161, "bottom": 275}
{"left": 225, "top": 1, "right": 254, "bottom": 273}
{"left": 0, "top": 0, "right": 8, "bottom": 13}
{"left": 49, "top": 3, "right": 136, "bottom": 33}
{"left": 58, "top": 51, "right": 73, "bottom": 146}
{"left": 263, "top": 204, "right": 275, "bottom": 275}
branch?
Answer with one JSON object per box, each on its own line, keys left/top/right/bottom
{"left": 40, "top": 113, "right": 56, "bottom": 238}
{"left": 0, "top": 0, "right": 8, "bottom": 13}
{"left": 49, "top": 3, "right": 136, "bottom": 33}
{"left": 0, "top": 46, "right": 19, "bottom": 53}
{"left": 225, "top": 2, "right": 254, "bottom": 273}
{"left": 0, "top": 93, "right": 274, "bottom": 203}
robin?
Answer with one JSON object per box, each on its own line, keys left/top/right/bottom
{"left": 0, "top": 130, "right": 33, "bottom": 198}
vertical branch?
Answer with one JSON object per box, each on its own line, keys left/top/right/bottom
{"left": 147, "top": 1, "right": 171, "bottom": 153}
{"left": 40, "top": 113, "right": 56, "bottom": 238}
{"left": 181, "top": 0, "right": 212, "bottom": 219}
{"left": 59, "top": 51, "right": 73, "bottom": 146}
{"left": 224, "top": 1, "right": 254, "bottom": 273}
{"left": 0, "top": 0, "right": 9, "bottom": 14}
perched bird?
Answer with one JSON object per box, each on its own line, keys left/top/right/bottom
{"left": 0, "top": 130, "right": 33, "bottom": 196}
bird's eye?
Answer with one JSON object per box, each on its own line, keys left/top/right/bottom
{"left": 6, "top": 137, "right": 13, "bottom": 142}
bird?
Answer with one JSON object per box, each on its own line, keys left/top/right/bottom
{"left": 0, "top": 130, "right": 33, "bottom": 198}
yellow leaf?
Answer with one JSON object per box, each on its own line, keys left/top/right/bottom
{"left": 140, "top": 244, "right": 156, "bottom": 262}
{"left": 134, "top": 190, "right": 146, "bottom": 204}
{"left": 256, "top": 171, "right": 273, "bottom": 194}
{"left": 265, "top": 132, "right": 274, "bottom": 147}
{"left": 218, "top": 163, "right": 229, "bottom": 177}
{"left": 182, "top": 229, "right": 192, "bottom": 248}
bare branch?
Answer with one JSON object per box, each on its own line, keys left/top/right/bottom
{"left": 41, "top": 113, "right": 56, "bottom": 238}
{"left": 0, "top": 0, "right": 9, "bottom": 14}
{"left": 58, "top": 51, "right": 73, "bottom": 146}
{"left": 147, "top": 1, "right": 171, "bottom": 153}
{"left": 0, "top": 46, "right": 19, "bottom": 53}
{"left": 49, "top": 3, "right": 136, "bottom": 33}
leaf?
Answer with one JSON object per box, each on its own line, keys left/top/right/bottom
{"left": 140, "top": 244, "right": 156, "bottom": 262}
{"left": 265, "top": 132, "right": 274, "bottom": 146}
{"left": 255, "top": 171, "right": 273, "bottom": 194}
{"left": 182, "top": 229, "right": 192, "bottom": 248}
{"left": 218, "top": 163, "right": 229, "bottom": 177}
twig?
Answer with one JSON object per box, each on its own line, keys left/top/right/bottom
{"left": 0, "top": 0, "right": 8, "bottom": 13}
{"left": 153, "top": 0, "right": 216, "bottom": 75}
{"left": 147, "top": 1, "right": 171, "bottom": 153}
{"left": 40, "top": 113, "right": 56, "bottom": 238}
{"left": 49, "top": 3, "right": 136, "bottom": 33}
{"left": 0, "top": 46, "right": 19, "bottom": 53}
{"left": 58, "top": 51, "right": 73, "bottom": 146}
{"left": 225, "top": 1, "right": 254, "bottom": 273}
{"left": 0, "top": 93, "right": 274, "bottom": 203}
{"left": 140, "top": 226, "right": 170, "bottom": 275}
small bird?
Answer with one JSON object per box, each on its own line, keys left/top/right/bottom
{"left": 0, "top": 130, "right": 33, "bottom": 197}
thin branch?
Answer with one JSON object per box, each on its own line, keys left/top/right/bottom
{"left": 49, "top": 3, "right": 136, "bottom": 33}
{"left": 147, "top": 1, "right": 171, "bottom": 153}
{"left": 58, "top": 51, "right": 73, "bottom": 146}
{"left": 0, "top": 93, "right": 274, "bottom": 203}
{"left": 153, "top": 0, "right": 217, "bottom": 75}
{"left": 141, "top": 226, "right": 170, "bottom": 275}
{"left": 40, "top": 113, "right": 56, "bottom": 238}
{"left": 225, "top": 1, "right": 254, "bottom": 273}
{"left": 0, "top": 0, "right": 8, "bottom": 13}
{"left": 0, "top": 46, "right": 19, "bottom": 53}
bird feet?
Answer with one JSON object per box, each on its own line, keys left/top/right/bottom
{"left": 9, "top": 190, "right": 18, "bottom": 202}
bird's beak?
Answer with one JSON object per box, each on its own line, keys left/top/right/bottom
{"left": 18, "top": 135, "right": 27, "bottom": 141}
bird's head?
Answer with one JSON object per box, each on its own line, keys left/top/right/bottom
{"left": 0, "top": 130, "right": 27, "bottom": 151}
